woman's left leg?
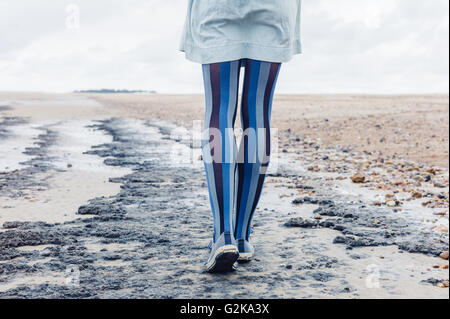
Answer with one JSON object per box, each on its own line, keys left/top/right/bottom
{"left": 202, "top": 60, "right": 241, "bottom": 272}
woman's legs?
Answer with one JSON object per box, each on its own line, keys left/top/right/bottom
{"left": 201, "top": 59, "right": 281, "bottom": 247}
{"left": 234, "top": 60, "right": 281, "bottom": 242}
{"left": 202, "top": 60, "right": 241, "bottom": 244}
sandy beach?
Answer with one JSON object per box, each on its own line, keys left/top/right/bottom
{"left": 0, "top": 92, "right": 448, "bottom": 298}
{"left": 90, "top": 93, "right": 449, "bottom": 168}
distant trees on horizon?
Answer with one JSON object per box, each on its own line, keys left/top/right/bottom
{"left": 74, "top": 89, "right": 157, "bottom": 94}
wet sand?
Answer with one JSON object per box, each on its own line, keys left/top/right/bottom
{"left": 0, "top": 92, "right": 448, "bottom": 298}
{"left": 0, "top": 94, "right": 130, "bottom": 225}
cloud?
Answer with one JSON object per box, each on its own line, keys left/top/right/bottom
{"left": 0, "top": 0, "right": 448, "bottom": 93}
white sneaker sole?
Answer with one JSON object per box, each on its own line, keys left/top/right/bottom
{"left": 237, "top": 251, "right": 254, "bottom": 262}
{"left": 205, "top": 245, "right": 239, "bottom": 273}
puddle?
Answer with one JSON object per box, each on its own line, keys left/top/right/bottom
{"left": 0, "top": 123, "right": 42, "bottom": 172}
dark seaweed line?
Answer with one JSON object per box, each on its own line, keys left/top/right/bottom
{"left": 0, "top": 121, "right": 59, "bottom": 199}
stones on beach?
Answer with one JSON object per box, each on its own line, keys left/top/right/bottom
{"left": 433, "top": 264, "right": 449, "bottom": 270}
{"left": 333, "top": 236, "right": 347, "bottom": 244}
{"left": 421, "top": 278, "right": 443, "bottom": 286}
{"left": 285, "top": 217, "right": 318, "bottom": 228}
{"left": 439, "top": 251, "right": 449, "bottom": 260}
{"left": 372, "top": 201, "right": 383, "bottom": 206}
{"left": 386, "top": 199, "right": 402, "bottom": 208}
{"left": 314, "top": 207, "right": 338, "bottom": 216}
{"left": 386, "top": 200, "right": 397, "bottom": 207}
{"left": 351, "top": 173, "right": 366, "bottom": 183}
{"left": 422, "top": 200, "right": 433, "bottom": 207}
{"left": 433, "top": 211, "right": 448, "bottom": 216}
{"left": 436, "top": 281, "right": 449, "bottom": 288}
{"left": 292, "top": 197, "right": 318, "bottom": 205}
{"left": 284, "top": 169, "right": 445, "bottom": 256}
{"left": 283, "top": 124, "right": 449, "bottom": 214}
{"left": 103, "top": 254, "right": 121, "bottom": 261}
{"left": 427, "top": 168, "right": 439, "bottom": 175}
{"left": 332, "top": 235, "right": 379, "bottom": 249}
{"left": 392, "top": 180, "right": 406, "bottom": 187}
{"left": 412, "top": 192, "right": 423, "bottom": 199}
{"left": 434, "top": 182, "right": 447, "bottom": 188}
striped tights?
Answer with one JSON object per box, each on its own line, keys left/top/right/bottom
{"left": 201, "top": 59, "right": 281, "bottom": 243}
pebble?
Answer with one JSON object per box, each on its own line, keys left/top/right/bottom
{"left": 386, "top": 200, "right": 397, "bottom": 207}
{"left": 412, "top": 192, "right": 423, "bottom": 199}
{"left": 351, "top": 173, "right": 366, "bottom": 183}
{"left": 436, "top": 281, "right": 449, "bottom": 288}
{"left": 439, "top": 251, "right": 449, "bottom": 260}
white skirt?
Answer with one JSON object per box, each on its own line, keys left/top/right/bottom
{"left": 180, "top": 0, "right": 302, "bottom": 64}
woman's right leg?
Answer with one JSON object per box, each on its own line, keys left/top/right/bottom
{"left": 234, "top": 60, "right": 281, "bottom": 258}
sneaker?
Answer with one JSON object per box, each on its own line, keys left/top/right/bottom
{"left": 204, "top": 232, "right": 239, "bottom": 273}
{"left": 237, "top": 238, "right": 254, "bottom": 262}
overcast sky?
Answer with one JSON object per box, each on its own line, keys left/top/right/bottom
{"left": 0, "top": 0, "right": 448, "bottom": 94}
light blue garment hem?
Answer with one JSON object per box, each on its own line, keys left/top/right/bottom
{"left": 181, "top": 40, "right": 302, "bottom": 64}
